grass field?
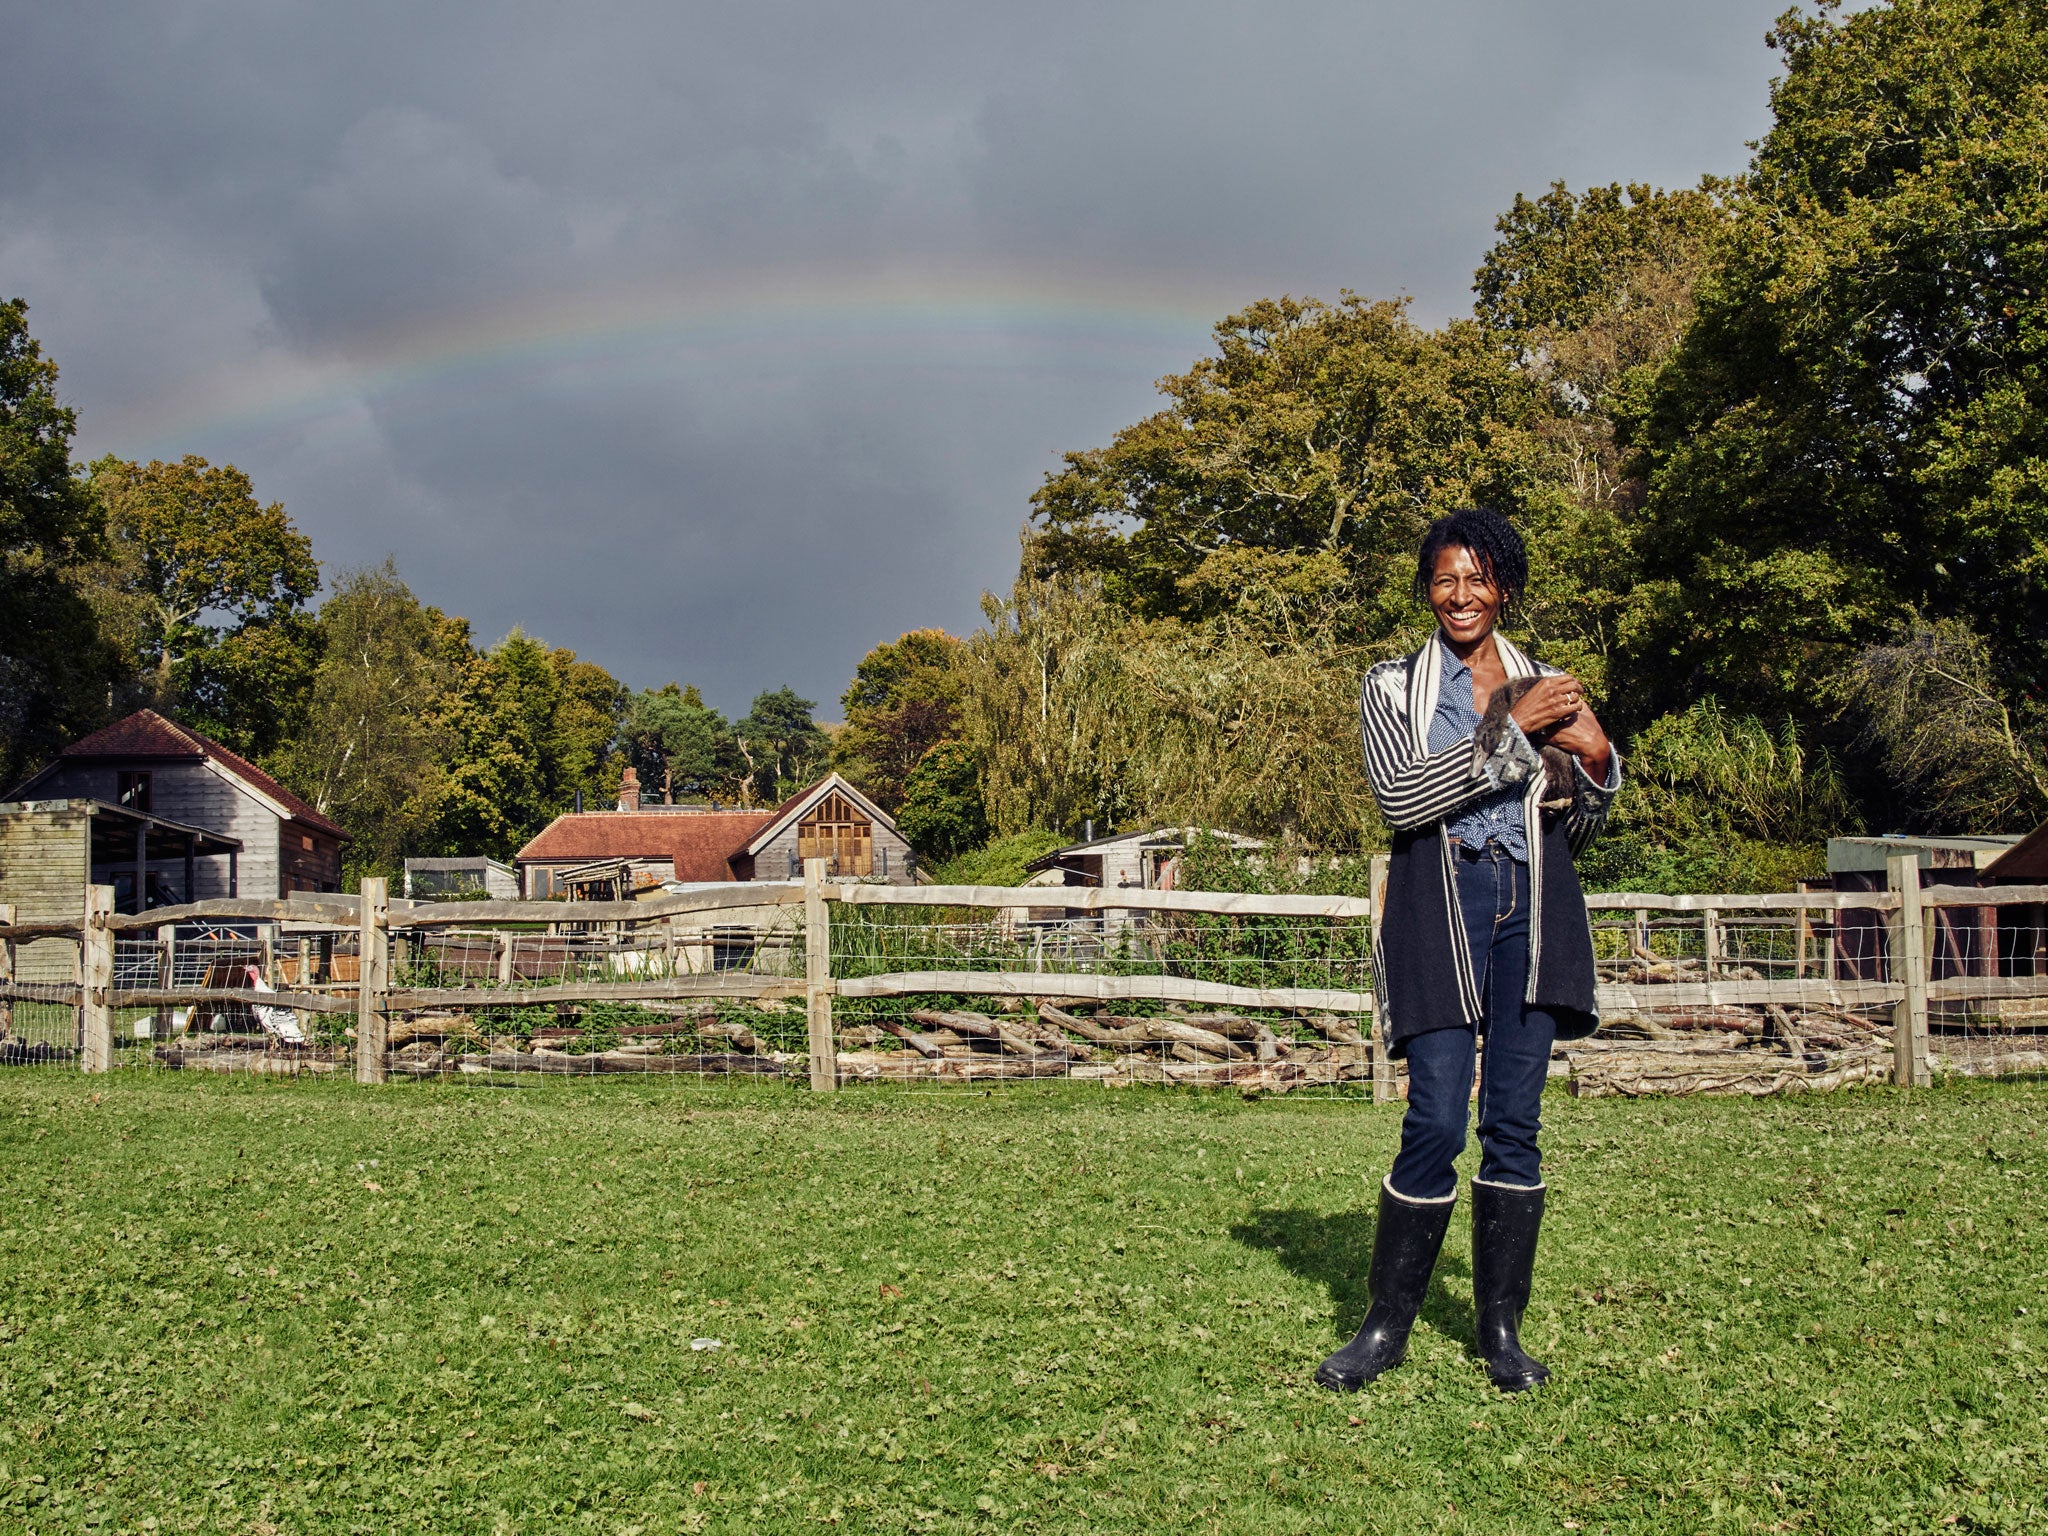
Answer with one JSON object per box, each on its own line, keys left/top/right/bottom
{"left": 0, "top": 1074, "right": 2043, "bottom": 1535}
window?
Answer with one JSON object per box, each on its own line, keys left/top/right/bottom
{"left": 795, "top": 791, "right": 873, "bottom": 877}
{"left": 117, "top": 771, "right": 152, "bottom": 813}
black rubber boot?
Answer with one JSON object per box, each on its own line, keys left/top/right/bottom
{"left": 1313, "top": 1181, "right": 1454, "bottom": 1391}
{"left": 1471, "top": 1179, "right": 1550, "bottom": 1392}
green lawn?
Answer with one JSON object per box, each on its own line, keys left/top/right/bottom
{"left": 0, "top": 1074, "right": 2043, "bottom": 1535}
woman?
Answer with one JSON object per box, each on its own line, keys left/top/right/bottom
{"left": 1316, "top": 507, "right": 1619, "bottom": 1395}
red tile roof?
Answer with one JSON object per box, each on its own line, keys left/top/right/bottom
{"left": 515, "top": 811, "right": 776, "bottom": 883}
{"left": 56, "top": 709, "right": 348, "bottom": 840}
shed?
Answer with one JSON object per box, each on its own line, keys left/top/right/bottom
{"left": 1827, "top": 834, "right": 2024, "bottom": 986}
{"left": 1979, "top": 825, "right": 2048, "bottom": 979}
{"left": 1025, "top": 827, "right": 1266, "bottom": 892}
{"left": 0, "top": 798, "right": 242, "bottom": 981}
{"left": 402, "top": 856, "right": 519, "bottom": 902}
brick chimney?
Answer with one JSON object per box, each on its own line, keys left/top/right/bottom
{"left": 616, "top": 766, "right": 640, "bottom": 812}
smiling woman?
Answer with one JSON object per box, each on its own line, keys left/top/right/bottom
{"left": 1318, "top": 507, "right": 1623, "bottom": 1397}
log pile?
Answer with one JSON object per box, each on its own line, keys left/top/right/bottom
{"left": 823, "top": 1001, "right": 1374, "bottom": 1091}
{"left": 1580, "top": 949, "right": 1897, "bottom": 1096}
{"left": 153, "top": 1040, "right": 345, "bottom": 1075}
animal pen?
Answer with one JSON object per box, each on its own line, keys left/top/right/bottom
{"left": 0, "top": 855, "right": 2044, "bottom": 1096}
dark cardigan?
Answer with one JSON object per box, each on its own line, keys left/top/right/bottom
{"left": 1360, "top": 633, "right": 1621, "bottom": 1058}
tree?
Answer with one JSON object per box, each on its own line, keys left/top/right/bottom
{"left": 1576, "top": 699, "right": 1859, "bottom": 894}
{"left": 626, "top": 683, "right": 728, "bottom": 801}
{"left": 0, "top": 299, "right": 115, "bottom": 787}
{"left": 1028, "top": 294, "right": 1557, "bottom": 633}
{"left": 1475, "top": 179, "right": 1727, "bottom": 510}
{"left": 834, "top": 629, "right": 966, "bottom": 810}
{"left": 270, "top": 561, "right": 463, "bottom": 877}
{"left": 546, "top": 648, "right": 627, "bottom": 813}
{"left": 1627, "top": 0, "right": 2048, "bottom": 726}
{"left": 730, "top": 687, "right": 829, "bottom": 806}
{"left": 1831, "top": 618, "right": 2048, "bottom": 832}
{"left": 433, "top": 629, "right": 560, "bottom": 856}
{"left": 85, "top": 454, "right": 320, "bottom": 757}
{"left": 959, "top": 564, "right": 1391, "bottom": 850}
{"left": 433, "top": 630, "right": 631, "bottom": 854}
{"left": 894, "top": 740, "right": 988, "bottom": 859}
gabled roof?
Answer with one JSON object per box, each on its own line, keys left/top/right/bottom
{"left": 515, "top": 774, "right": 900, "bottom": 883}
{"left": 14, "top": 709, "right": 347, "bottom": 840}
{"left": 515, "top": 810, "right": 776, "bottom": 883}
{"left": 739, "top": 773, "right": 899, "bottom": 857}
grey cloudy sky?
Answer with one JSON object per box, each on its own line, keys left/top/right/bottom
{"left": 3, "top": 0, "right": 1785, "bottom": 717}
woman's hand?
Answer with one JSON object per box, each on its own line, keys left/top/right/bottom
{"left": 1507, "top": 675, "right": 1586, "bottom": 737}
{"left": 1548, "top": 702, "right": 1613, "bottom": 786}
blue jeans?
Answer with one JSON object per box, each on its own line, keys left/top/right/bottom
{"left": 1386, "top": 843, "right": 1558, "bottom": 1201}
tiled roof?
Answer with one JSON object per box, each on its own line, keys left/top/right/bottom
{"left": 57, "top": 709, "right": 348, "bottom": 840}
{"left": 515, "top": 811, "right": 775, "bottom": 883}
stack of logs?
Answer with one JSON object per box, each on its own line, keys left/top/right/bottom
{"left": 831, "top": 1001, "right": 1373, "bottom": 1091}
{"left": 1568, "top": 942, "right": 1894, "bottom": 1098}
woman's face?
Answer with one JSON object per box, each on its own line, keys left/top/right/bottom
{"left": 1428, "top": 543, "right": 1500, "bottom": 646}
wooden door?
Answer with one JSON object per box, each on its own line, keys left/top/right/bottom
{"left": 796, "top": 792, "right": 873, "bottom": 877}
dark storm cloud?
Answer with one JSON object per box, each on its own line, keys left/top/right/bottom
{"left": 0, "top": 0, "right": 1784, "bottom": 714}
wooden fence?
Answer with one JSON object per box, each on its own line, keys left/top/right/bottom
{"left": 2, "top": 852, "right": 2043, "bottom": 1094}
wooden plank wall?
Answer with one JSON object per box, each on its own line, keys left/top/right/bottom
{"left": 750, "top": 818, "right": 917, "bottom": 883}
{"left": 28, "top": 761, "right": 279, "bottom": 898}
{"left": 0, "top": 807, "right": 87, "bottom": 982}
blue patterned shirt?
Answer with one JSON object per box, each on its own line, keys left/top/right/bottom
{"left": 1428, "top": 637, "right": 1530, "bottom": 861}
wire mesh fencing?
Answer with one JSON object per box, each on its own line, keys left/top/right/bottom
{"left": 379, "top": 904, "right": 809, "bottom": 1083}
{"left": 822, "top": 897, "right": 1375, "bottom": 1093}
{"left": 6, "top": 865, "right": 2048, "bottom": 1095}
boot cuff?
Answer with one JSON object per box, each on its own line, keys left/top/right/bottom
{"left": 1384, "top": 1174, "right": 1456, "bottom": 1206}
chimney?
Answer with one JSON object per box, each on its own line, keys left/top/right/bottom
{"left": 617, "top": 766, "right": 640, "bottom": 813}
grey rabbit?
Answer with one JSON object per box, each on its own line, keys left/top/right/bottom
{"left": 1473, "top": 677, "right": 1576, "bottom": 816}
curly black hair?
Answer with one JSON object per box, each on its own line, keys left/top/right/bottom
{"left": 1412, "top": 507, "right": 1528, "bottom": 610}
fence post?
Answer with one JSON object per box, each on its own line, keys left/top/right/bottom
{"left": 1700, "top": 908, "right": 1720, "bottom": 979}
{"left": 1369, "top": 853, "right": 1394, "bottom": 1105}
{"left": 1888, "top": 854, "right": 1931, "bottom": 1087}
{"left": 355, "top": 877, "right": 390, "bottom": 1085}
{"left": 804, "top": 857, "right": 837, "bottom": 1092}
{"left": 80, "top": 885, "right": 115, "bottom": 1073}
{"left": 0, "top": 902, "right": 14, "bottom": 1039}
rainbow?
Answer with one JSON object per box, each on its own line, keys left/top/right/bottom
{"left": 106, "top": 261, "right": 1253, "bottom": 452}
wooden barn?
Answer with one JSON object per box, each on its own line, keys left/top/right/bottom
{"left": 515, "top": 771, "right": 915, "bottom": 897}
{"left": 5, "top": 710, "right": 347, "bottom": 903}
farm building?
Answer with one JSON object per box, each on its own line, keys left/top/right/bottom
{"left": 515, "top": 770, "right": 915, "bottom": 897}
{"left": 1024, "top": 826, "right": 1265, "bottom": 893}
{"left": 1825, "top": 833, "right": 2033, "bottom": 995}
{"left": 0, "top": 798, "right": 245, "bottom": 982}
{"left": 402, "top": 856, "right": 519, "bottom": 901}
{"left": 5, "top": 709, "right": 347, "bottom": 902}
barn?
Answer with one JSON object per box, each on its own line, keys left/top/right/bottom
{"left": 515, "top": 771, "right": 915, "bottom": 897}
{"left": 5, "top": 709, "right": 347, "bottom": 902}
